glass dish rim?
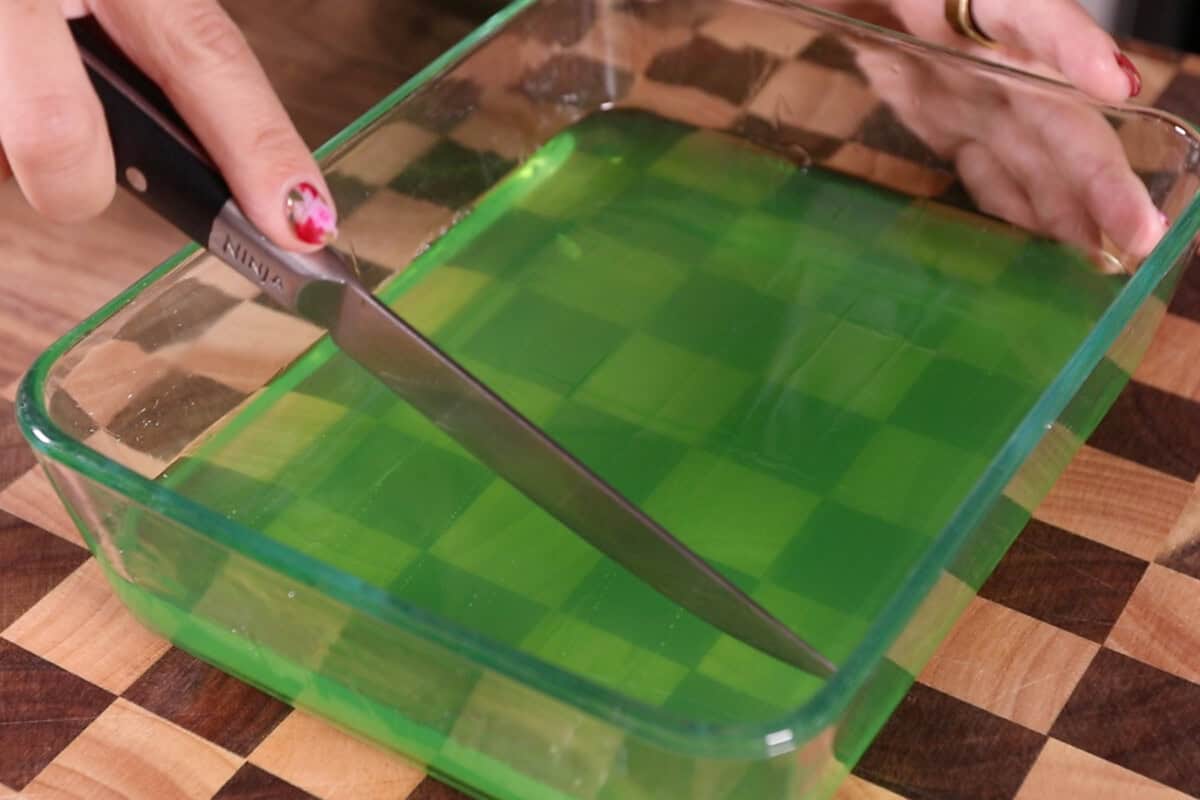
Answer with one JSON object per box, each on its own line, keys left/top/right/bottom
{"left": 16, "top": 0, "right": 1200, "bottom": 759}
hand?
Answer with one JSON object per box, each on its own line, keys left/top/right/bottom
{"left": 877, "top": 0, "right": 1143, "bottom": 104}
{"left": 816, "top": 0, "right": 1166, "bottom": 263}
{"left": 0, "top": 0, "right": 338, "bottom": 250}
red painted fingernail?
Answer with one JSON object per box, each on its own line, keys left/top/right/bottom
{"left": 286, "top": 181, "right": 338, "bottom": 245}
{"left": 1116, "top": 52, "right": 1142, "bottom": 98}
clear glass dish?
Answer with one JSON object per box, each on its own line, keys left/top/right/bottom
{"left": 18, "top": 1, "right": 1200, "bottom": 798}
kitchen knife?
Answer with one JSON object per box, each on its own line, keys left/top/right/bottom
{"left": 68, "top": 14, "right": 836, "bottom": 679}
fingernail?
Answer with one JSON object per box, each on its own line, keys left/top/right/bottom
{"left": 1116, "top": 52, "right": 1142, "bottom": 98}
{"left": 1160, "top": 211, "right": 1171, "bottom": 229}
{"left": 286, "top": 181, "right": 337, "bottom": 245}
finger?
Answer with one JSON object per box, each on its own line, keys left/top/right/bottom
{"left": 864, "top": 55, "right": 1089, "bottom": 242}
{"left": 1018, "top": 96, "right": 1166, "bottom": 258}
{"left": 887, "top": 0, "right": 1137, "bottom": 104}
{"left": 0, "top": 1, "right": 113, "bottom": 222}
{"left": 87, "top": 0, "right": 336, "bottom": 251}
{"left": 984, "top": 114, "right": 1102, "bottom": 251}
{"left": 955, "top": 141, "right": 1038, "bottom": 230}
{"left": 854, "top": 46, "right": 974, "bottom": 156}
{"left": 971, "top": 0, "right": 1138, "bottom": 104}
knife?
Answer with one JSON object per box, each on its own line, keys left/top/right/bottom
{"left": 68, "top": 15, "right": 835, "bottom": 679}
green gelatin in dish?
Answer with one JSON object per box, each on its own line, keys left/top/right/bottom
{"left": 152, "top": 109, "right": 1121, "bottom": 732}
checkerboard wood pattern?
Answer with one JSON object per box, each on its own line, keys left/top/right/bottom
{"left": 5, "top": 3, "right": 1200, "bottom": 798}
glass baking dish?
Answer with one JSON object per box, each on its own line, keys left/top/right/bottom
{"left": 18, "top": 1, "right": 1200, "bottom": 797}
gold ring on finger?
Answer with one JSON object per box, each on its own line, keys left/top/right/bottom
{"left": 945, "top": 0, "right": 997, "bottom": 47}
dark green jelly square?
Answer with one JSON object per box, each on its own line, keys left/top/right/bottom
{"left": 701, "top": 215, "right": 865, "bottom": 313}
{"left": 877, "top": 205, "right": 1026, "bottom": 286}
{"left": 839, "top": 264, "right": 965, "bottom": 346}
{"left": 543, "top": 402, "right": 688, "bottom": 503}
{"left": 118, "top": 491, "right": 233, "bottom": 611}
{"left": 589, "top": 199, "right": 714, "bottom": 268}
{"left": 661, "top": 672, "right": 783, "bottom": 725}
{"left": 994, "top": 239, "right": 1123, "bottom": 319}
{"left": 783, "top": 319, "right": 933, "bottom": 421}
{"left": 648, "top": 271, "right": 792, "bottom": 372}
{"left": 308, "top": 425, "right": 492, "bottom": 548}
{"left": 520, "top": 225, "right": 687, "bottom": 327}
{"left": 434, "top": 207, "right": 560, "bottom": 281}
{"left": 956, "top": 286, "right": 1094, "bottom": 387}
{"left": 168, "top": 462, "right": 296, "bottom": 531}
{"left": 833, "top": 424, "right": 988, "bottom": 533}
{"left": 605, "top": 738, "right": 711, "bottom": 799}
{"left": 761, "top": 167, "right": 909, "bottom": 239}
{"left": 613, "top": 172, "right": 745, "bottom": 240}
{"left": 563, "top": 561, "right": 722, "bottom": 667}
{"left": 319, "top": 614, "right": 479, "bottom": 731}
{"left": 292, "top": 354, "right": 396, "bottom": 419}
{"left": 1058, "top": 356, "right": 1130, "bottom": 439}
{"left": 570, "top": 108, "right": 694, "bottom": 167}
{"left": 276, "top": 410, "right": 380, "bottom": 497}
{"left": 832, "top": 657, "right": 916, "bottom": 765}
{"left": 389, "top": 138, "right": 516, "bottom": 209}
{"left": 461, "top": 290, "right": 627, "bottom": 393}
{"left": 946, "top": 493, "right": 1031, "bottom": 590}
{"left": 390, "top": 555, "right": 547, "bottom": 644}
{"left": 767, "top": 501, "right": 930, "bottom": 617}
{"left": 718, "top": 384, "right": 880, "bottom": 492}
{"left": 889, "top": 357, "right": 1038, "bottom": 454}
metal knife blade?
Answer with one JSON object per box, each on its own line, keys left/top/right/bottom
{"left": 71, "top": 11, "right": 836, "bottom": 679}
{"left": 211, "top": 202, "right": 836, "bottom": 679}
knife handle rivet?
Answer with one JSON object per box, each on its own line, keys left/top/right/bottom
{"left": 124, "top": 166, "right": 148, "bottom": 193}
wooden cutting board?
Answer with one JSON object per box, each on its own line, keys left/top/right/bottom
{"left": 3, "top": 3, "right": 1200, "bottom": 798}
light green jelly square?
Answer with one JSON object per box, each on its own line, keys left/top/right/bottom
{"left": 516, "top": 151, "right": 638, "bottom": 220}
{"left": 263, "top": 498, "right": 420, "bottom": 588}
{"left": 521, "top": 614, "right": 689, "bottom": 706}
{"left": 577, "top": 334, "right": 753, "bottom": 443}
{"left": 524, "top": 227, "right": 688, "bottom": 327}
{"left": 643, "top": 450, "right": 820, "bottom": 576}
{"left": 460, "top": 358, "right": 566, "bottom": 424}
{"left": 432, "top": 482, "right": 600, "bottom": 608}
{"left": 966, "top": 292, "right": 1090, "bottom": 380}
{"left": 649, "top": 132, "right": 795, "bottom": 207}
{"left": 206, "top": 392, "right": 348, "bottom": 483}
{"left": 695, "top": 633, "right": 825, "bottom": 710}
{"left": 390, "top": 265, "right": 495, "bottom": 336}
{"left": 703, "top": 216, "right": 865, "bottom": 309}
{"left": 787, "top": 319, "right": 901, "bottom": 403}
{"left": 833, "top": 425, "right": 987, "bottom": 533}
{"left": 846, "top": 345, "right": 935, "bottom": 421}
{"left": 752, "top": 582, "right": 871, "bottom": 665}
{"left": 880, "top": 203, "right": 1025, "bottom": 285}
{"left": 377, "top": 357, "right": 565, "bottom": 454}
{"left": 420, "top": 280, "right": 524, "bottom": 354}
{"left": 934, "top": 315, "right": 1021, "bottom": 382}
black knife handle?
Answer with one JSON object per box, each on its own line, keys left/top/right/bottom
{"left": 68, "top": 15, "right": 232, "bottom": 244}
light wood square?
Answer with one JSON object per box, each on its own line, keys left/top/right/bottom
{"left": 1017, "top": 738, "right": 1191, "bottom": 799}
{"left": 1035, "top": 445, "right": 1192, "bottom": 561}
{"left": 1108, "top": 563, "right": 1200, "bottom": 685}
{"left": 22, "top": 699, "right": 240, "bottom": 800}
{"left": 919, "top": 598, "right": 1099, "bottom": 734}
{"left": 249, "top": 710, "right": 424, "bottom": 800}
{"left": 3, "top": 559, "right": 169, "bottom": 695}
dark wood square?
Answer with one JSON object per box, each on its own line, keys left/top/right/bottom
{"left": 123, "top": 648, "right": 291, "bottom": 757}
{"left": 854, "top": 683, "right": 1047, "bottom": 800}
{"left": 0, "top": 639, "right": 114, "bottom": 790}
{"left": 979, "top": 519, "right": 1149, "bottom": 643}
